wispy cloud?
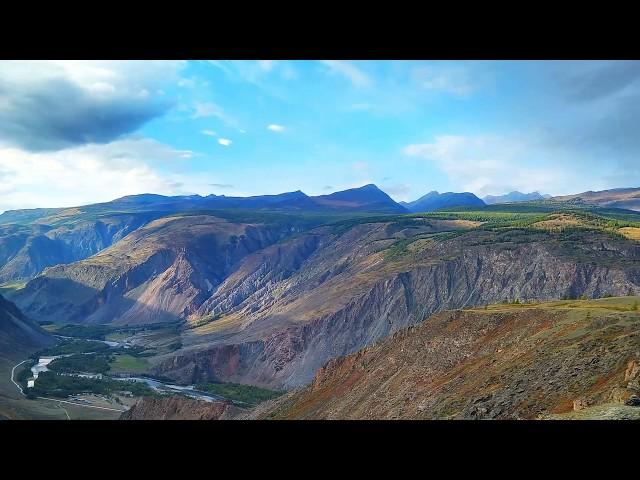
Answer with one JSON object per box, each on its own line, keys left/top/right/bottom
{"left": 411, "top": 63, "right": 475, "bottom": 96}
{"left": 218, "top": 138, "right": 232, "bottom": 146}
{"left": 201, "top": 129, "right": 217, "bottom": 137}
{"left": 192, "top": 102, "right": 239, "bottom": 127}
{"left": 209, "top": 183, "right": 234, "bottom": 189}
{"left": 208, "top": 60, "right": 298, "bottom": 95}
{"left": 267, "top": 124, "right": 285, "bottom": 132}
{"left": 320, "top": 60, "right": 371, "bottom": 88}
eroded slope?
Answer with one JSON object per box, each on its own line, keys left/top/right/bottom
{"left": 249, "top": 297, "right": 640, "bottom": 419}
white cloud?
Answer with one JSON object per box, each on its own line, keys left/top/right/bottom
{"left": 0, "top": 60, "right": 185, "bottom": 93}
{"left": 192, "top": 102, "right": 239, "bottom": 127}
{"left": 404, "top": 134, "right": 586, "bottom": 196}
{"left": 267, "top": 124, "right": 285, "bottom": 132}
{"left": 320, "top": 60, "right": 371, "bottom": 88}
{"left": 201, "top": 129, "right": 217, "bottom": 137}
{"left": 218, "top": 138, "right": 232, "bottom": 146}
{"left": 0, "top": 137, "right": 220, "bottom": 213}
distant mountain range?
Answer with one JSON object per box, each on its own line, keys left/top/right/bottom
{"left": 483, "top": 191, "right": 550, "bottom": 204}
{"left": 552, "top": 187, "right": 640, "bottom": 211}
{"left": 0, "top": 184, "right": 407, "bottom": 224}
{"left": 1, "top": 183, "right": 640, "bottom": 420}
{"left": 401, "top": 191, "right": 485, "bottom": 212}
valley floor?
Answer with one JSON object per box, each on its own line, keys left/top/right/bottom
{"left": 0, "top": 359, "right": 124, "bottom": 420}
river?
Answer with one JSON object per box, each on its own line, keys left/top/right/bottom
{"left": 111, "top": 376, "right": 242, "bottom": 404}
{"left": 52, "top": 336, "right": 242, "bottom": 405}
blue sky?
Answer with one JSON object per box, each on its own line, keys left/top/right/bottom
{"left": 0, "top": 60, "right": 639, "bottom": 212}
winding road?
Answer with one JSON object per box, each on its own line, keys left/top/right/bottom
{"left": 10, "top": 358, "right": 127, "bottom": 417}
{"left": 10, "top": 359, "right": 28, "bottom": 396}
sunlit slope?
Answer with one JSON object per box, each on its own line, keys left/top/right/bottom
{"left": 251, "top": 297, "right": 640, "bottom": 419}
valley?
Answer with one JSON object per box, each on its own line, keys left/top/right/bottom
{"left": 1, "top": 184, "right": 640, "bottom": 419}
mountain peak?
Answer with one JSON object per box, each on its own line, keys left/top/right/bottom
{"left": 312, "top": 184, "right": 406, "bottom": 213}
{"left": 405, "top": 191, "right": 484, "bottom": 212}
{"left": 354, "top": 183, "right": 381, "bottom": 191}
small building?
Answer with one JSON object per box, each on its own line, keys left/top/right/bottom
{"left": 27, "top": 378, "right": 35, "bottom": 388}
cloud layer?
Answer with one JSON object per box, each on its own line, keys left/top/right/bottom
{"left": 0, "top": 61, "right": 184, "bottom": 151}
{"left": 0, "top": 137, "right": 220, "bottom": 213}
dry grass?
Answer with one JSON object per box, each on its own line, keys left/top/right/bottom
{"left": 618, "top": 227, "right": 640, "bottom": 241}
{"left": 532, "top": 214, "right": 586, "bottom": 230}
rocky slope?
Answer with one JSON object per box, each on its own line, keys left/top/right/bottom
{"left": 0, "top": 185, "right": 407, "bottom": 285}
{"left": 150, "top": 221, "right": 640, "bottom": 390}
{"left": 246, "top": 297, "right": 640, "bottom": 419}
{"left": 11, "top": 208, "right": 640, "bottom": 392}
{"left": 12, "top": 214, "right": 306, "bottom": 325}
{"left": 120, "top": 395, "right": 242, "bottom": 420}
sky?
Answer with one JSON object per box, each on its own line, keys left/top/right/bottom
{"left": 0, "top": 60, "right": 639, "bottom": 212}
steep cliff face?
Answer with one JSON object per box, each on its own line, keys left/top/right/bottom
{"left": 13, "top": 215, "right": 303, "bottom": 325}
{"left": 120, "top": 396, "right": 242, "bottom": 420}
{"left": 153, "top": 226, "right": 640, "bottom": 389}
{"left": 247, "top": 297, "right": 640, "bottom": 419}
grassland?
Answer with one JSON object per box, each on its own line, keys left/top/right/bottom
{"left": 468, "top": 295, "right": 640, "bottom": 313}
{"left": 109, "top": 354, "right": 150, "bottom": 374}
{"left": 619, "top": 226, "right": 640, "bottom": 241}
